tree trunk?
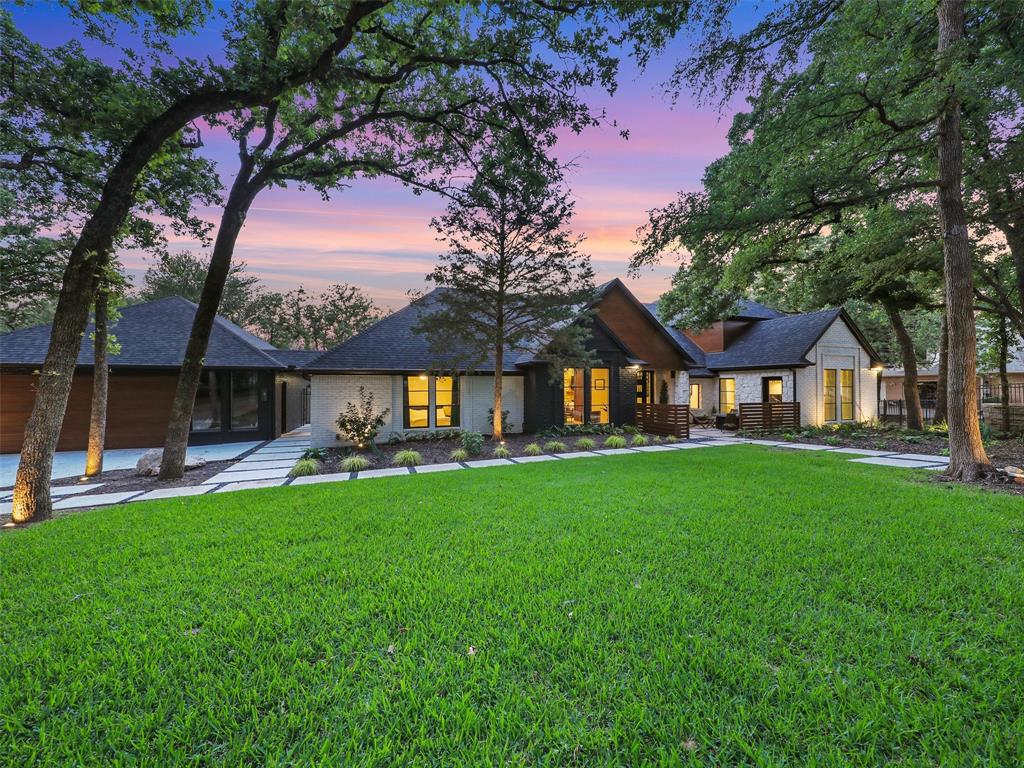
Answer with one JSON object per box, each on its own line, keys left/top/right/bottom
{"left": 84, "top": 290, "right": 109, "bottom": 477}
{"left": 884, "top": 302, "right": 923, "bottom": 431}
{"left": 159, "top": 174, "right": 260, "bottom": 479}
{"left": 998, "top": 314, "right": 1010, "bottom": 434}
{"left": 936, "top": 0, "right": 992, "bottom": 480}
{"left": 934, "top": 311, "right": 949, "bottom": 424}
{"left": 492, "top": 344, "right": 504, "bottom": 441}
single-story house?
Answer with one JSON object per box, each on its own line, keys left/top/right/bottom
{"left": 304, "top": 279, "right": 884, "bottom": 447}
{"left": 0, "top": 296, "right": 315, "bottom": 454}
{"left": 881, "top": 343, "right": 1024, "bottom": 403}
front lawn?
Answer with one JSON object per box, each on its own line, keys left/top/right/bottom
{"left": 2, "top": 447, "right": 1021, "bottom": 765}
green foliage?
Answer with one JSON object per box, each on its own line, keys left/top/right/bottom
{"left": 392, "top": 450, "right": 423, "bottom": 468}
{"left": 2, "top": 448, "right": 1020, "bottom": 764}
{"left": 542, "top": 440, "right": 568, "bottom": 453}
{"left": 630, "top": 435, "right": 648, "bottom": 447}
{"left": 335, "top": 387, "right": 390, "bottom": 448}
{"left": 389, "top": 429, "right": 462, "bottom": 445}
{"left": 302, "top": 448, "right": 327, "bottom": 461}
{"left": 522, "top": 443, "right": 543, "bottom": 457}
{"left": 288, "top": 458, "right": 321, "bottom": 478}
{"left": 487, "top": 409, "right": 511, "bottom": 435}
{"left": 575, "top": 438, "right": 596, "bottom": 450}
{"left": 604, "top": 435, "right": 628, "bottom": 449}
{"left": 663, "top": 436, "right": 679, "bottom": 444}
{"left": 493, "top": 445, "right": 512, "bottom": 459}
{"left": 450, "top": 448, "right": 470, "bottom": 462}
{"left": 461, "top": 432, "right": 484, "bottom": 457}
{"left": 539, "top": 423, "right": 620, "bottom": 437}
{"left": 340, "top": 455, "right": 373, "bottom": 473}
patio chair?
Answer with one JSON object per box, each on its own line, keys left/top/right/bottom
{"left": 690, "top": 408, "right": 712, "bottom": 427}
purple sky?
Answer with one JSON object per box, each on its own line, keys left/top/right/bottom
{"left": 13, "top": 5, "right": 745, "bottom": 310}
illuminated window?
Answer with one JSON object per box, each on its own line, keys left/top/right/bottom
{"left": 191, "top": 371, "right": 222, "bottom": 431}
{"left": 840, "top": 369, "right": 854, "bottom": 420}
{"left": 435, "top": 375, "right": 459, "bottom": 428}
{"left": 823, "top": 369, "right": 837, "bottom": 421}
{"left": 763, "top": 377, "right": 783, "bottom": 403}
{"left": 689, "top": 383, "right": 701, "bottom": 410}
{"left": 719, "top": 378, "right": 735, "bottom": 413}
{"left": 564, "top": 368, "right": 585, "bottom": 425}
{"left": 636, "top": 370, "right": 654, "bottom": 404}
{"left": 590, "top": 368, "right": 610, "bottom": 424}
{"left": 404, "top": 375, "right": 430, "bottom": 429}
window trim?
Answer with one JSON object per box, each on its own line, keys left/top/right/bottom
{"left": 840, "top": 368, "right": 854, "bottom": 421}
{"left": 823, "top": 368, "right": 837, "bottom": 422}
{"left": 434, "top": 375, "right": 460, "bottom": 429}
{"left": 762, "top": 376, "right": 784, "bottom": 404}
{"left": 719, "top": 377, "right": 735, "bottom": 414}
{"left": 403, "top": 374, "right": 431, "bottom": 430}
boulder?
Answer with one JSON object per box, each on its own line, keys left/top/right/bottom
{"left": 1002, "top": 465, "right": 1024, "bottom": 479}
{"left": 136, "top": 449, "right": 207, "bottom": 476}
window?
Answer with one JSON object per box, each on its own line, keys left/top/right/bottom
{"left": 564, "top": 368, "right": 585, "bottom": 425}
{"left": 763, "top": 377, "right": 783, "bottom": 403}
{"left": 636, "top": 370, "right": 655, "bottom": 404}
{"left": 719, "top": 378, "right": 735, "bottom": 413}
{"left": 230, "top": 371, "right": 260, "bottom": 429}
{"left": 823, "top": 369, "right": 837, "bottom": 421}
{"left": 191, "top": 371, "right": 221, "bottom": 431}
{"left": 840, "top": 369, "right": 854, "bottom": 420}
{"left": 404, "top": 375, "right": 430, "bottom": 429}
{"left": 590, "top": 368, "right": 610, "bottom": 424}
{"left": 435, "top": 375, "right": 459, "bottom": 428}
{"left": 689, "top": 383, "right": 701, "bottom": 410}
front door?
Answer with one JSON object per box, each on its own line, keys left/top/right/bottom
{"left": 762, "top": 377, "right": 783, "bottom": 403}
{"left": 636, "top": 370, "right": 655, "bottom": 405}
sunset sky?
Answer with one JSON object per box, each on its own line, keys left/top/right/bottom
{"left": 12, "top": 4, "right": 748, "bottom": 310}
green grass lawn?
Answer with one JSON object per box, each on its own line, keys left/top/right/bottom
{"left": 2, "top": 447, "right": 1022, "bottom": 766}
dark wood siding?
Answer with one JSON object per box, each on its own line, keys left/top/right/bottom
{"left": 1, "top": 368, "right": 275, "bottom": 453}
{"left": 596, "top": 284, "right": 686, "bottom": 369}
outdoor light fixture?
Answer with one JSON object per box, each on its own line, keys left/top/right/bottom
{"left": 418, "top": 373, "right": 428, "bottom": 380}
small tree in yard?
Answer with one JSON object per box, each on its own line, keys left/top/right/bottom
{"left": 416, "top": 144, "right": 596, "bottom": 441}
{"left": 336, "top": 387, "right": 390, "bottom": 449}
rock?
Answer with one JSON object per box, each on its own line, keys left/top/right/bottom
{"left": 136, "top": 449, "right": 206, "bottom": 476}
{"left": 1003, "top": 465, "right": 1024, "bottom": 478}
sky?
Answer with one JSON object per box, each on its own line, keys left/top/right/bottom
{"left": 11, "top": 3, "right": 749, "bottom": 311}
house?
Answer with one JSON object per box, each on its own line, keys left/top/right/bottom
{"left": 0, "top": 297, "right": 315, "bottom": 454}
{"left": 304, "top": 280, "right": 884, "bottom": 447}
{"left": 881, "top": 343, "right": 1024, "bottom": 404}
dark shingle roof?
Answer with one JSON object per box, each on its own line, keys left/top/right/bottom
{"left": 730, "top": 299, "right": 786, "bottom": 320}
{"left": 267, "top": 349, "right": 323, "bottom": 368}
{"left": 305, "top": 289, "right": 525, "bottom": 373}
{"left": 643, "top": 302, "right": 714, "bottom": 377}
{"left": 704, "top": 308, "right": 843, "bottom": 370}
{"left": 0, "top": 296, "right": 284, "bottom": 369}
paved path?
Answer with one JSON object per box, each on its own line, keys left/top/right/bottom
{"left": 2, "top": 427, "right": 955, "bottom": 521}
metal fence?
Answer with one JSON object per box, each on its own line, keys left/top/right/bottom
{"left": 878, "top": 399, "right": 937, "bottom": 425}
{"left": 980, "top": 383, "right": 1024, "bottom": 404}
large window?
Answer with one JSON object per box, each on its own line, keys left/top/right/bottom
{"left": 590, "top": 368, "right": 610, "bottom": 424}
{"left": 840, "top": 369, "right": 854, "bottom": 420}
{"left": 191, "top": 371, "right": 222, "bottom": 431}
{"left": 404, "top": 375, "right": 430, "bottom": 429}
{"left": 719, "top": 378, "right": 735, "bottom": 414}
{"left": 230, "top": 371, "right": 260, "bottom": 429}
{"left": 823, "top": 369, "right": 837, "bottom": 421}
{"left": 689, "top": 383, "right": 701, "bottom": 410}
{"left": 636, "top": 370, "right": 655, "bottom": 405}
{"left": 435, "top": 375, "right": 459, "bottom": 428}
{"left": 564, "top": 368, "right": 585, "bottom": 425}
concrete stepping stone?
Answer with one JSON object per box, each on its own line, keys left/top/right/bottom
{"left": 204, "top": 466, "right": 292, "bottom": 484}
{"left": 593, "top": 448, "right": 635, "bottom": 456}
{"left": 0, "top": 482, "right": 105, "bottom": 501}
{"left": 134, "top": 486, "right": 212, "bottom": 501}
{"left": 553, "top": 451, "right": 598, "bottom": 459}
{"left": 464, "top": 458, "right": 514, "bottom": 468}
{"left": 355, "top": 467, "right": 410, "bottom": 479}
{"left": 290, "top": 472, "right": 350, "bottom": 486}
{"left": 743, "top": 439, "right": 789, "bottom": 446}
{"left": 775, "top": 443, "right": 837, "bottom": 451}
{"left": 665, "top": 442, "right": 711, "bottom": 449}
{"left": 53, "top": 491, "right": 142, "bottom": 510}
{"left": 849, "top": 457, "right": 947, "bottom": 470}
{"left": 631, "top": 445, "right": 674, "bottom": 452}
{"left": 413, "top": 462, "right": 464, "bottom": 474}
{"left": 247, "top": 448, "right": 305, "bottom": 458}
{"left": 889, "top": 453, "right": 950, "bottom": 463}
{"left": 829, "top": 448, "right": 896, "bottom": 457}
{"left": 214, "top": 478, "right": 288, "bottom": 492}
{"left": 511, "top": 455, "right": 558, "bottom": 463}
{"left": 232, "top": 459, "right": 297, "bottom": 470}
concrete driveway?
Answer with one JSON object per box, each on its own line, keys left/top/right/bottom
{"left": 0, "top": 441, "right": 264, "bottom": 487}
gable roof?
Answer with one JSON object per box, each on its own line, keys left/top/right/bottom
{"left": 594, "top": 279, "right": 697, "bottom": 368}
{"left": 644, "top": 302, "right": 715, "bottom": 377}
{"left": 305, "top": 288, "right": 526, "bottom": 373}
{"left": 267, "top": 349, "right": 324, "bottom": 369}
{"left": 0, "top": 296, "right": 285, "bottom": 370}
{"left": 730, "top": 298, "right": 787, "bottom": 321}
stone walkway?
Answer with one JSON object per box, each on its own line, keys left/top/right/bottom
{"left": 2, "top": 426, "right": 955, "bottom": 521}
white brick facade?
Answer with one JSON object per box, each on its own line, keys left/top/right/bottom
{"left": 310, "top": 373, "right": 523, "bottom": 448}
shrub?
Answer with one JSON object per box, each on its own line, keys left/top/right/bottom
{"left": 336, "top": 387, "right": 390, "bottom": 448}
{"left": 340, "top": 455, "right": 372, "bottom": 473}
{"left": 543, "top": 440, "right": 569, "bottom": 453}
{"left": 630, "top": 435, "right": 648, "bottom": 447}
{"left": 389, "top": 429, "right": 461, "bottom": 444}
{"left": 604, "top": 435, "right": 627, "bottom": 448}
{"left": 302, "top": 447, "right": 327, "bottom": 461}
{"left": 523, "top": 443, "right": 543, "bottom": 456}
{"left": 289, "top": 458, "right": 321, "bottom": 477}
{"left": 450, "top": 448, "right": 470, "bottom": 462}
{"left": 493, "top": 445, "right": 512, "bottom": 459}
{"left": 650, "top": 435, "right": 663, "bottom": 444}
{"left": 824, "top": 435, "right": 842, "bottom": 446}
{"left": 663, "top": 435, "right": 678, "bottom": 444}
{"left": 461, "top": 431, "right": 484, "bottom": 457}
{"left": 392, "top": 450, "right": 423, "bottom": 467}
{"left": 576, "top": 437, "right": 596, "bottom": 450}
{"left": 621, "top": 425, "right": 640, "bottom": 435}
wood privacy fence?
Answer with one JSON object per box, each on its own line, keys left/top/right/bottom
{"left": 738, "top": 402, "right": 801, "bottom": 431}
{"left": 636, "top": 404, "right": 690, "bottom": 439}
